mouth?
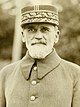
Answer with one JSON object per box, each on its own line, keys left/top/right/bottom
{"left": 31, "top": 42, "right": 46, "bottom": 46}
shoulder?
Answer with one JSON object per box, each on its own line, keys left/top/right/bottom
{"left": 60, "top": 59, "right": 80, "bottom": 81}
{"left": 0, "top": 60, "right": 21, "bottom": 80}
{"left": 61, "top": 59, "right": 80, "bottom": 71}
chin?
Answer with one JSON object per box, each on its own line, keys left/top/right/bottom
{"left": 30, "top": 52, "right": 46, "bottom": 59}
{"left": 28, "top": 45, "right": 52, "bottom": 59}
{"left": 29, "top": 49, "right": 46, "bottom": 59}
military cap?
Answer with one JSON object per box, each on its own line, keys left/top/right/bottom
{"left": 21, "top": 5, "right": 59, "bottom": 27}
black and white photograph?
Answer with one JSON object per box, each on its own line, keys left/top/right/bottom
{"left": 0, "top": 0, "right": 80, "bottom": 107}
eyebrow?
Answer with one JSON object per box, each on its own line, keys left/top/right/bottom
{"left": 41, "top": 26, "right": 50, "bottom": 29}
{"left": 41, "top": 26, "right": 50, "bottom": 31}
{"left": 27, "top": 26, "right": 35, "bottom": 29}
{"left": 23, "top": 25, "right": 36, "bottom": 29}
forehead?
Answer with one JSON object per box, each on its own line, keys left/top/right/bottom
{"left": 22, "top": 23, "right": 55, "bottom": 29}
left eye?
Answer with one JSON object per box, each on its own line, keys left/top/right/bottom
{"left": 41, "top": 27, "right": 49, "bottom": 32}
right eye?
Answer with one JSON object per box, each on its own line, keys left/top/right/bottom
{"left": 28, "top": 28, "right": 36, "bottom": 33}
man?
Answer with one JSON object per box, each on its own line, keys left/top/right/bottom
{"left": 0, "top": 4, "right": 80, "bottom": 107}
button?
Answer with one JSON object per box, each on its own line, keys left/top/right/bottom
{"left": 30, "top": 96, "right": 36, "bottom": 101}
{"left": 33, "top": 66, "right": 37, "bottom": 71}
{"left": 32, "top": 80, "right": 37, "bottom": 85}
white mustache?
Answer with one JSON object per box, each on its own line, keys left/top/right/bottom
{"left": 31, "top": 41, "right": 47, "bottom": 45}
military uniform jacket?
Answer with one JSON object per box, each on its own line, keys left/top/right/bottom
{"left": 0, "top": 50, "right": 80, "bottom": 107}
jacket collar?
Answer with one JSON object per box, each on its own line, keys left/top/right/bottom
{"left": 20, "top": 49, "right": 61, "bottom": 80}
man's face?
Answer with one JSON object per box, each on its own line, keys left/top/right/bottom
{"left": 22, "top": 23, "right": 59, "bottom": 59}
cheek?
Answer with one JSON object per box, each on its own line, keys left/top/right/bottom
{"left": 47, "top": 35, "right": 55, "bottom": 46}
{"left": 23, "top": 33, "right": 30, "bottom": 43}
{"left": 25, "top": 39, "right": 30, "bottom": 47}
{"left": 25, "top": 36, "right": 32, "bottom": 47}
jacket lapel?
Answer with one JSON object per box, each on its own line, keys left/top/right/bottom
{"left": 37, "top": 50, "right": 61, "bottom": 79}
{"left": 20, "top": 50, "right": 61, "bottom": 80}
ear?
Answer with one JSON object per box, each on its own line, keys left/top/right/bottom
{"left": 55, "top": 29, "right": 60, "bottom": 43}
{"left": 22, "top": 31, "right": 26, "bottom": 43}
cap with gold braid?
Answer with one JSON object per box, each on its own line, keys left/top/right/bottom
{"left": 21, "top": 5, "right": 59, "bottom": 28}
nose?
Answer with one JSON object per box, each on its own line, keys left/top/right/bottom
{"left": 34, "top": 30, "right": 43, "bottom": 40}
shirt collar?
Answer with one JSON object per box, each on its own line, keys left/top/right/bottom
{"left": 20, "top": 49, "right": 61, "bottom": 80}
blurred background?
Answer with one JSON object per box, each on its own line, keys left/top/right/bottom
{"left": 0, "top": 0, "right": 80, "bottom": 70}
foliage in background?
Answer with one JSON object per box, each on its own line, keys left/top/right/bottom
{"left": 0, "top": 4, "right": 80, "bottom": 65}
{"left": 56, "top": 4, "right": 80, "bottom": 65}
{"left": 0, "top": 6, "right": 15, "bottom": 59}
